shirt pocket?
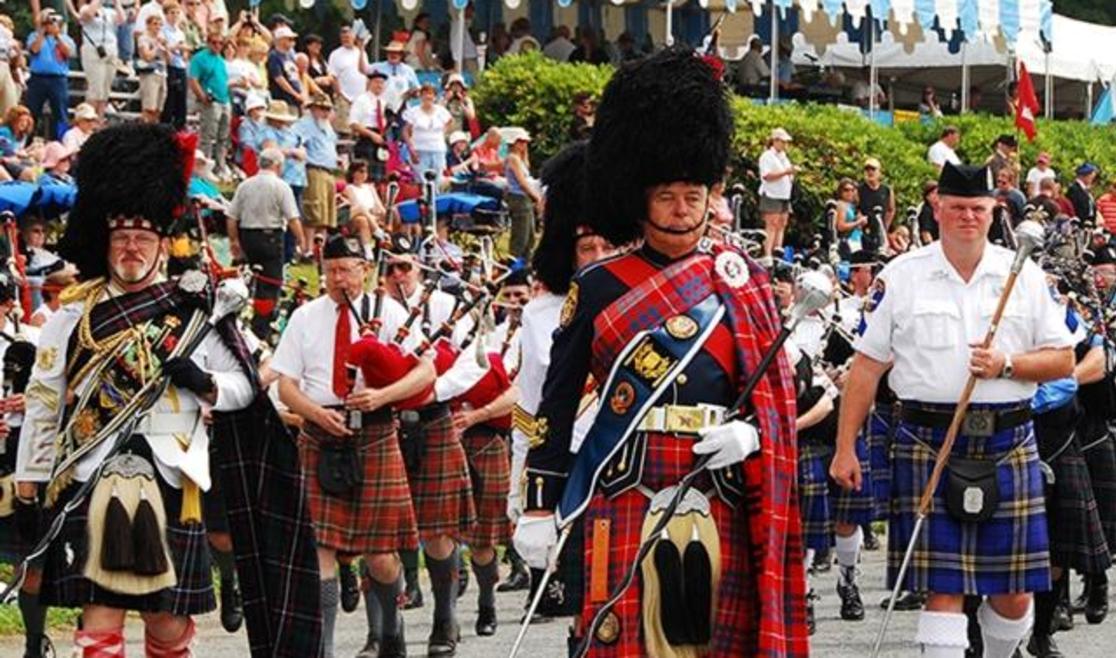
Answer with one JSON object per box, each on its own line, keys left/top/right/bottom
{"left": 911, "top": 299, "right": 961, "bottom": 350}
{"left": 980, "top": 297, "right": 1029, "bottom": 351}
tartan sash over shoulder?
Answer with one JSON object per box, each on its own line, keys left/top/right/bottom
{"left": 591, "top": 245, "right": 808, "bottom": 657}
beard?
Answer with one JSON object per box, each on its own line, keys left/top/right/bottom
{"left": 110, "top": 257, "right": 158, "bottom": 286}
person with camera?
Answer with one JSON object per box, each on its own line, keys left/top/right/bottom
{"left": 134, "top": 10, "right": 169, "bottom": 124}
{"left": 443, "top": 73, "right": 476, "bottom": 137}
{"left": 75, "top": 0, "right": 124, "bottom": 119}
{"left": 271, "top": 235, "right": 432, "bottom": 658}
{"left": 25, "top": 8, "right": 75, "bottom": 140}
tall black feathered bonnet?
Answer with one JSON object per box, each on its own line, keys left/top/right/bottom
{"left": 586, "top": 45, "right": 733, "bottom": 245}
{"left": 533, "top": 140, "right": 594, "bottom": 295}
{"left": 59, "top": 123, "right": 191, "bottom": 280}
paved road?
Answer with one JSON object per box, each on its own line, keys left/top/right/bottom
{"left": 4, "top": 545, "right": 1115, "bottom": 656}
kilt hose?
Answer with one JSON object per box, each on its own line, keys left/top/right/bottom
{"left": 299, "top": 420, "right": 419, "bottom": 554}
{"left": 0, "top": 428, "right": 29, "bottom": 563}
{"left": 408, "top": 406, "right": 476, "bottom": 542}
{"left": 1078, "top": 414, "right": 1116, "bottom": 551}
{"left": 579, "top": 433, "right": 759, "bottom": 658}
{"left": 868, "top": 405, "right": 899, "bottom": 521}
{"left": 887, "top": 406, "right": 1050, "bottom": 596}
{"left": 831, "top": 430, "right": 875, "bottom": 527}
{"left": 797, "top": 440, "right": 834, "bottom": 552}
{"left": 462, "top": 426, "right": 511, "bottom": 548}
{"left": 40, "top": 480, "right": 216, "bottom": 616}
{"left": 1034, "top": 401, "right": 1111, "bottom": 574}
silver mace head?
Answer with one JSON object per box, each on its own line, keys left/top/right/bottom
{"left": 789, "top": 269, "right": 835, "bottom": 325}
{"left": 212, "top": 277, "right": 250, "bottom": 323}
{"left": 1012, "top": 219, "right": 1046, "bottom": 272}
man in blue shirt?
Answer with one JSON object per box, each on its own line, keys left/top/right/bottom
{"left": 369, "top": 41, "right": 419, "bottom": 114}
{"left": 25, "top": 9, "right": 75, "bottom": 139}
{"left": 189, "top": 26, "right": 231, "bottom": 179}
{"left": 294, "top": 93, "right": 338, "bottom": 246}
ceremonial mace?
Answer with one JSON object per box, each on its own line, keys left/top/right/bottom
{"left": 508, "top": 271, "right": 835, "bottom": 658}
{"left": 0, "top": 277, "right": 250, "bottom": 603}
{"left": 870, "top": 220, "right": 1046, "bottom": 657}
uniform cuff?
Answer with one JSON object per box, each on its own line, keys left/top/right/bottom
{"left": 523, "top": 468, "right": 567, "bottom": 512}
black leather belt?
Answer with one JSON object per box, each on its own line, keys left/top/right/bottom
{"left": 416, "top": 402, "right": 450, "bottom": 423}
{"left": 323, "top": 405, "right": 393, "bottom": 427}
{"left": 901, "top": 405, "right": 1031, "bottom": 437}
{"left": 241, "top": 228, "right": 284, "bottom": 234}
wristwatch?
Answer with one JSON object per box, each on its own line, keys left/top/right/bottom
{"left": 1000, "top": 353, "right": 1015, "bottom": 379}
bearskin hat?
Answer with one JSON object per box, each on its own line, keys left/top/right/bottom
{"left": 59, "top": 123, "right": 190, "bottom": 280}
{"left": 586, "top": 46, "right": 733, "bottom": 246}
{"left": 533, "top": 141, "right": 590, "bottom": 295}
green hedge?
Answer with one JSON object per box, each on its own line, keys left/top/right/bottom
{"left": 474, "top": 54, "right": 1116, "bottom": 240}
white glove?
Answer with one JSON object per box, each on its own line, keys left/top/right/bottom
{"left": 513, "top": 514, "right": 558, "bottom": 570}
{"left": 506, "top": 490, "right": 523, "bottom": 524}
{"left": 692, "top": 420, "right": 761, "bottom": 470}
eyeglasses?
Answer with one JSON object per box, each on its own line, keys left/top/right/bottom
{"left": 387, "top": 262, "right": 413, "bottom": 274}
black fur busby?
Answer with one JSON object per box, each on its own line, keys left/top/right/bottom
{"left": 59, "top": 123, "right": 188, "bottom": 280}
{"left": 586, "top": 46, "right": 733, "bottom": 245}
{"left": 533, "top": 141, "right": 591, "bottom": 295}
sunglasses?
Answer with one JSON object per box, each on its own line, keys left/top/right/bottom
{"left": 387, "top": 262, "right": 413, "bottom": 274}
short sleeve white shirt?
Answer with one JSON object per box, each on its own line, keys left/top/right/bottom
{"left": 270, "top": 293, "right": 409, "bottom": 406}
{"left": 327, "top": 45, "right": 368, "bottom": 102}
{"left": 928, "top": 140, "right": 961, "bottom": 168}
{"left": 1025, "top": 166, "right": 1057, "bottom": 197}
{"left": 855, "top": 242, "right": 1073, "bottom": 403}
{"left": 758, "top": 147, "right": 793, "bottom": 200}
{"left": 402, "top": 105, "right": 453, "bottom": 154}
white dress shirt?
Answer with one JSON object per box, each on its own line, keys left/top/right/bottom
{"left": 270, "top": 293, "right": 409, "bottom": 406}
{"left": 855, "top": 242, "right": 1073, "bottom": 403}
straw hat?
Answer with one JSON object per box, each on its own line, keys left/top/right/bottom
{"left": 264, "top": 100, "right": 297, "bottom": 123}
{"left": 505, "top": 127, "right": 532, "bottom": 144}
{"left": 272, "top": 25, "right": 298, "bottom": 41}
{"left": 769, "top": 127, "right": 793, "bottom": 142}
{"left": 383, "top": 40, "right": 407, "bottom": 54}
{"left": 308, "top": 92, "right": 334, "bottom": 110}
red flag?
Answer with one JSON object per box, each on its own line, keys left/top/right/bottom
{"left": 1015, "top": 62, "right": 1040, "bottom": 141}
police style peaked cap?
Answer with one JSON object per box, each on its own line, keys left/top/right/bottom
{"left": 59, "top": 123, "right": 192, "bottom": 280}
{"left": 586, "top": 45, "right": 733, "bottom": 245}
{"left": 1088, "top": 244, "right": 1116, "bottom": 267}
{"left": 937, "top": 161, "right": 995, "bottom": 198}
{"left": 533, "top": 140, "right": 592, "bottom": 295}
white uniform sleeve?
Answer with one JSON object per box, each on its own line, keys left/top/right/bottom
{"left": 434, "top": 346, "right": 490, "bottom": 402}
{"left": 196, "top": 329, "right": 256, "bottom": 412}
{"left": 853, "top": 270, "right": 896, "bottom": 363}
{"left": 269, "top": 306, "right": 306, "bottom": 380}
{"left": 1024, "top": 262, "right": 1075, "bottom": 350}
{"left": 15, "top": 308, "right": 79, "bottom": 482}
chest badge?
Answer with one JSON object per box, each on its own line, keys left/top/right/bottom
{"left": 609, "top": 380, "right": 635, "bottom": 416}
{"left": 714, "top": 251, "right": 749, "bottom": 289}
{"left": 559, "top": 282, "right": 579, "bottom": 328}
{"left": 665, "top": 314, "right": 698, "bottom": 340}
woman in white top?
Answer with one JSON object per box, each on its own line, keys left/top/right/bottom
{"left": 405, "top": 13, "right": 437, "bottom": 71}
{"left": 757, "top": 126, "right": 798, "bottom": 261}
{"left": 76, "top": 0, "right": 125, "bottom": 118}
{"left": 402, "top": 84, "right": 454, "bottom": 180}
{"left": 342, "top": 160, "right": 386, "bottom": 254}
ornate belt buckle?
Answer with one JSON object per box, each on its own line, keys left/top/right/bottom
{"left": 962, "top": 409, "right": 995, "bottom": 437}
{"left": 664, "top": 405, "right": 704, "bottom": 435}
{"left": 347, "top": 409, "right": 363, "bottom": 430}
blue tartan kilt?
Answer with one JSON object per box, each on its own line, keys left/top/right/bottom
{"left": 798, "top": 441, "right": 833, "bottom": 552}
{"left": 868, "top": 408, "right": 897, "bottom": 521}
{"left": 887, "top": 406, "right": 1051, "bottom": 596}
{"left": 830, "top": 431, "right": 875, "bottom": 527}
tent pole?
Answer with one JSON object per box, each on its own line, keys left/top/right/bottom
{"left": 769, "top": 2, "right": 779, "bottom": 103}
{"left": 868, "top": 14, "right": 877, "bottom": 119}
{"left": 457, "top": 5, "right": 466, "bottom": 73}
{"left": 1045, "top": 51, "right": 1052, "bottom": 118}
{"left": 665, "top": 1, "right": 675, "bottom": 47}
{"left": 960, "top": 42, "right": 969, "bottom": 113}
{"left": 372, "top": 0, "right": 382, "bottom": 58}
{"left": 1087, "top": 81, "right": 1094, "bottom": 120}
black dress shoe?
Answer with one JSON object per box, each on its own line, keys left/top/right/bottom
{"left": 340, "top": 563, "right": 361, "bottom": 613}
{"left": 1052, "top": 601, "right": 1074, "bottom": 632}
{"left": 1086, "top": 578, "right": 1109, "bottom": 624}
{"left": 379, "top": 619, "right": 407, "bottom": 658}
{"left": 837, "top": 581, "right": 865, "bottom": 621}
{"left": 220, "top": 577, "right": 244, "bottom": 633}
{"left": 880, "top": 590, "right": 926, "bottom": 611}
{"left": 497, "top": 566, "right": 531, "bottom": 592}
{"left": 403, "top": 581, "right": 424, "bottom": 610}
{"left": 476, "top": 604, "right": 497, "bottom": 636}
{"left": 23, "top": 634, "right": 53, "bottom": 658}
{"left": 428, "top": 619, "right": 461, "bottom": 657}
{"left": 1026, "top": 633, "right": 1066, "bottom": 658}
{"left": 862, "top": 525, "right": 881, "bottom": 551}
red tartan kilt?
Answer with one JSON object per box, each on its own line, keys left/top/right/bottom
{"left": 462, "top": 427, "right": 511, "bottom": 547}
{"left": 409, "top": 408, "right": 477, "bottom": 541}
{"left": 299, "top": 421, "right": 419, "bottom": 554}
{"left": 579, "top": 433, "right": 759, "bottom": 658}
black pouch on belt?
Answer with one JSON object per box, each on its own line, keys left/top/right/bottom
{"left": 945, "top": 456, "right": 1000, "bottom": 523}
{"left": 318, "top": 439, "right": 362, "bottom": 497}
{"left": 397, "top": 410, "right": 427, "bottom": 474}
